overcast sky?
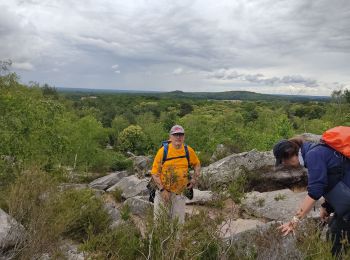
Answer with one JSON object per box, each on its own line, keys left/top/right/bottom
{"left": 1, "top": 0, "right": 350, "bottom": 96}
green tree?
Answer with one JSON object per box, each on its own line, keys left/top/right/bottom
{"left": 118, "top": 125, "right": 148, "bottom": 155}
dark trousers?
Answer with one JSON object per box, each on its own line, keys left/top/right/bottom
{"left": 329, "top": 216, "right": 350, "bottom": 256}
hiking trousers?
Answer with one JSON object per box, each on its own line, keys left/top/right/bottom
{"left": 329, "top": 215, "right": 350, "bottom": 256}
{"left": 153, "top": 190, "right": 186, "bottom": 224}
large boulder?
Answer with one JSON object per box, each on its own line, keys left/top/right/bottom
{"left": 242, "top": 189, "right": 321, "bottom": 221}
{"left": 0, "top": 208, "right": 25, "bottom": 252}
{"left": 200, "top": 150, "right": 274, "bottom": 188}
{"left": 185, "top": 189, "right": 214, "bottom": 205}
{"left": 248, "top": 167, "right": 307, "bottom": 191}
{"left": 124, "top": 197, "right": 153, "bottom": 216}
{"left": 228, "top": 221, "right": 304, "bottom": 259}
{"left": 107, "top": 175, "right": 149, "bottom": 199}
{"left": 200, "top": 149, "right": 308, "bottom": 191}
{"left": 130, "top": 156, "right": 153, "bottom": 178}
{"left": 89, "top": 171, "right": 129, "bottom": 190}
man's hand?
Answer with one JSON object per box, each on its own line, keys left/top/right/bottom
{"left": 320, "top": 207, "right": 330, "bottom": 222}
{"left": 278, "top": 221, "right": 297, "bottom": 236}
{"left": 187, "top": 179, "right": 196, "bottom": 189}
{"left": 161, "top": 189, "right": 170, "bottom": 203}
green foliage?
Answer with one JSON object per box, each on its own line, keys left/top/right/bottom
{"left": 117, "top": 124, "right": 149, "bottom": 155}
{"left": 295, "top": 220, "right": 334, "bottom": 259}
{"left": 52, "top": 189, "right": 111, "bottom": 241}
{"left": 228, "top": 172, "right": 247, "bottom": 204}
{"left": 111, "top": 188, "right": 123, "bottom": 203}
{"left": 120, "top": 204, "right": 131, "bottom": 221}
{"left": 5, "top": 169, "right": 111, "bottom": 258}
{"left": 81, "top": 222, "right": 142, "bottom": 260}
{"left": 141, "top": 208, "right": 223, "bottom": 259}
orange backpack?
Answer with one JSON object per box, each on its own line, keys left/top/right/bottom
{"left": 322, "top": 126, "right": 350, "bottom": 158}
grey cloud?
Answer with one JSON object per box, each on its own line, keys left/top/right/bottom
{"left": 207, "top": 69, "right": 319, "bottom": 88}
{"left": 0, "top": 0, "right": 349, "bottom": 95}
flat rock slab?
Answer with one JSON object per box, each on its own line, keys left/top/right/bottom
{"left": 242, "top": 189, "right": 321, "bottom": 221}
{"left": 219, "top": 218, "right": 265, "bottom": 239}
{"left": 89, "top": 171, "right": 129, "bottom": 190}
{"left": 107, "top": 175, "right": 149, "bottom": 199}
{"left": 185, "top": 189, "right": 213, "bottom": 205}
{"left": 124, "top": 197, "right": 153, "bottom": 216}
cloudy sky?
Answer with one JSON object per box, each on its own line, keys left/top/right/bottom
{"left": 1, "top": 0, "right": 350, "bottom": 96}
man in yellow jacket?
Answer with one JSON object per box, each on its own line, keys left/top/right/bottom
{"left": 151, "top": 125, "right": 201, "bottom": 224}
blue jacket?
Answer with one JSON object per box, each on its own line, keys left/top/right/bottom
{"left": 301, "top": 142, "right": 350, "bottom": 200}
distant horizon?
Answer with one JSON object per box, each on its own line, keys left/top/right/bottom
{"left": 55, "top": 86, "right": 330, "bottom": 98}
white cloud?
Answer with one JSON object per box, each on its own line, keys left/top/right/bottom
{"left": 12, "top": 62, "right": 35, "bottom": 71}
{"left": 172, "top": 67, "right": 183, "bottom": 75}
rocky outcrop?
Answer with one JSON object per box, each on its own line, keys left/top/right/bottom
{"left": 89, "top": 171, "right": 129, "bottom": 190}
{"left": 107, "top": 176, "right": 149, "bottom": 199}
{"left": 130, "top": 156, "right": 152, "bottom": 178}
{"left": 0, "top": 208, "right": 25, "bottom": 252}
{"left": 103, "top": 202, "right": 122, "bottom": 228}
{"left": 228, "top": 221, "right": 304, "bottom": 259}
{"left": 124, "top": 197, "right": 153, "bottom": 216}
{"left": 242, "top": 189, "right": 321, "bottom": 221}
{"left": 200, "top": 149, "right": 307, "bottom": 191}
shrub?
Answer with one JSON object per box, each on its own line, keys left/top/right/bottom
{"left": 52, "top": 189, "right": 111, "bottom": 241}
{"left": 117, "top": 125, "right": 148, "bottom": 155}
{"left": 227, "top": 172, "right": 247, "bottom": 204}
{"left": 81, "top": 222, "right": 142, "bottom": 260}
{"left": 6, "top": 170, "right": 111, "bottom": 258}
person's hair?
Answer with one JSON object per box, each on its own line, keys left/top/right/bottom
{"left": 283, "top": 137, "right": 304, "bottom": 159}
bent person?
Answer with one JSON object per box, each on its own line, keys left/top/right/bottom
{"left": 151, "top": 125, "right": 201, "bottom": 224}
{"left": 273, "top": 136, "right": 350, "bottom": 256}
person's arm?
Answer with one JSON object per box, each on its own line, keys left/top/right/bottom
{"left": 278, "top": 195, "right": 316, "bottom": 236}
{"left": 152, "top": 174, "right": 164, "bottom": 190}
{"left": 189, "top": 163, "right": 201, "bottom": 188}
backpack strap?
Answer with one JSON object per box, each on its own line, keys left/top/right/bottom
{"left": 184, "top": 144, "right": 190, "bottom": 168}
{"left": 161, "top": 141, "right": 190, "bottom": 168}
{"left": 162, "top": 141, "right": 169, "bottom": 165}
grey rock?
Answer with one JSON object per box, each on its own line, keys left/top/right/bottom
{"left": 89, "top": 171, "right": 129, "bottom": 190}
{"left": 228, "top": 221, "right": 304, "bottom": 259}
{"left": 300, "top": 133, "right": 322, "bottom": 143}
{"left": 200, "top": 150, "right": 275, "bottom": 188}
{"left": 107, "top": 175, "right": 149, "bottom": 199}
{"left": 185, "top": 189, "right": 213, "bottom": 205}
{"left": 219, "top": 218, "right": 265, "bottom": 239}
{"left": 200, "top": 149, "right": 308, "bottom": 191}
{"left": 60, "top": 241, "right": 85, "bottom": 260}
{"left": 124, "top": 197, "right": 153, "bottom": 216}
{"left": 0, "top": 208, "right": 25, "bottom": 252}
{"left": 103, "top": 202, "right": 122, "bottom": 228}
{"left": 242, "top": 189, "right": 321, "bottom": 221}
{"left": 130, "top": 156, "right": 152, "bottom": 178}
{"left": 210, "top": 144, "right": 236, "bottom": 163}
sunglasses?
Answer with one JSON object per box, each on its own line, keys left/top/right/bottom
{"left": 172, "top": 133, "right": 184, "bottom": 137}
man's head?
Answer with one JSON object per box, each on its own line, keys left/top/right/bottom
{"left": 169, "top": 125, "right": 185, "bottom": 148}
{"left": 273, "top": 139, "right": 300, "bottom": 167}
